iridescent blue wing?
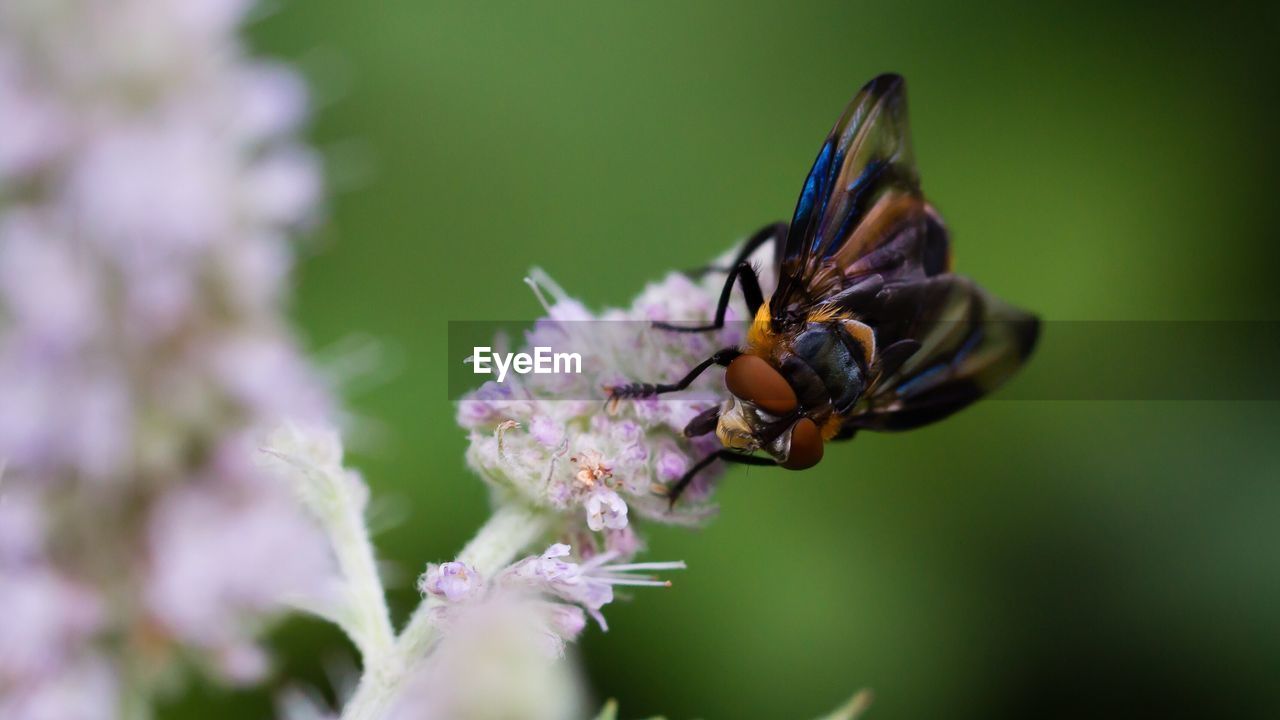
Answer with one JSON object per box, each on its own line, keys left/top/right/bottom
{"left": 842, "top": 274, "right": 1039, "bottom": 431}
{"left": 772, "top": 74, "right": 946, "bottom": 324}
{"left": 774, "top": 74, "right": 1033, "bottom": 432}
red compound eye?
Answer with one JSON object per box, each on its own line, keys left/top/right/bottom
{"left": 724, "top": 355, "right": 798, "bottom": 415}
{"left": 781, "top": 417, "right": 824, "bottom": 470}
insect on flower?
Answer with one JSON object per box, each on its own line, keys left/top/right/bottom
{"left": 608, "top": 74, "right": 1040, "bottom": 505}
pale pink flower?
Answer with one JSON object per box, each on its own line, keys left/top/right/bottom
{"left": 585, "top": 488, "right": 629, "bottom": 532}
{"left": 420, "top": 562, "right": 483, "bottom": 603}
{"left": 501, "top": 544, "right": 685, "bottom": 631}
{"left": 421, "top": 543, "right": 682, "bottom": 662}
{"left": 145, "top": 484, "right": 335, "bottom": 676}
{"left": 0, "top": 567, "right": 102, "bottom": 682}
{"left": 0, "top": 0, "right": 337, "bottom": 710}
{"left": 0, "top": 655, "right": 118, "bottom": 720}
{"left": 459, "top": 252, "right": 771, "bottom": 537}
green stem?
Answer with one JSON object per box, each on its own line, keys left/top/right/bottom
{"left": 271, "top": 447, "right": 396, "bottom": 668}
{"left": 329, "top": 477, "right": 396, "bottom": 667}
{"left": 340, "top": 503, "right": 551, "bottom": 720}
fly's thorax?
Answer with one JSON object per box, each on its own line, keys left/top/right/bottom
{"left": 746, "top": 302, "right": 776, "bottom": 354}
{"left": 786, "top": 322, "right": 870, "bottom": 415}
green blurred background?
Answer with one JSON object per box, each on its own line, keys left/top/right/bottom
{"left": 173, "top": 1, "right": 1280, "bottom": 717}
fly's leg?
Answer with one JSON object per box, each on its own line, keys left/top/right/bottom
{"left": 605, "top": 348, "right": 740, "bottom": 408}
{"left": 658, "top": 222, "right": 784, "bottom": 330}
{"left": 666, "top": 449, "right": 776, "bottom": 508}
{"left": 654, "top": 261, "right": 765, "bottom": 332}
{"left": 684, "top": 221, "right": 787, "bottom": 278}
{"left": 682, "top": 405, "right": 720, "bottom": 438}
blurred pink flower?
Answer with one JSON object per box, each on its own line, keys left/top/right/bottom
{"left": 0, "top": 567, "right": 103, "bottom": 683}
{"left": 0, "top": 655, "right": 118, "bottom": 720}
{"left": 0, "top": 0, "right": 338, "bottom": 714}
{"left": 145, "top": 483, "right": 335, "bottom": 660}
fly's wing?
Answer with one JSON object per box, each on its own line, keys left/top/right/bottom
{"left": 773, "top": 74, "right": 947, "bottom": 322}
{"left": 775, "top": 73, "right": 1032, "bottom": 430}
{"left": 843, "top": 274, "right": 1039, "bottom": 431}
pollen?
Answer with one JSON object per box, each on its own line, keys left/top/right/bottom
{"left": 570, "top": 449, "right": 613, "bottom": 489}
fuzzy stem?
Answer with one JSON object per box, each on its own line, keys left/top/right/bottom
{"left": 340, "top": 503, "right": 551, "bottom": 720}
{"left": 265, "top": 444, "right": 396, "bottom": 668}
{"left": 329, "top": 482, "right": 396, "bottom": 667}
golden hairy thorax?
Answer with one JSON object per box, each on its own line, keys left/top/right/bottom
{"left": 745, "top": 301, "right": 873, "bottom": 363}
{"left": 745, "top": 303, "right": 778, "bottom": 356}
{"left": 744, "top": 299, "right": 878, "bottom": 442}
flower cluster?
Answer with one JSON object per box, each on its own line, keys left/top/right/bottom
{"left": 0, "top": 0, "right": 335, "bottom": 714}
{"left": 459, "top": 254, "right": 776, "bottom": 550}
{"left": 423, "top": 543, "right": 684, "bottom": 656}
{"left": 384, "top": 545, "right": 683, "bottom": 720}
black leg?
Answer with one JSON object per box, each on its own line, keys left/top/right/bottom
{"left": 733, "top": 221, "right": 787, "bottom": 269}
{"left": 657, "top": 222, "right": 784, "bottom": 331}
{"left": 685, "top": 221, "right": 787, "bottom": 278}
{"left": 682, "top": 405, "right": 720, "bottom": 438}
{"left": 667, "top": 449, "right": 776, "bottom": 508}
{"left": 654, "top": 261, "right": 764, "bottom": 332}
{"left": 606, "top": 347, "right": 741, "bottom": 405}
